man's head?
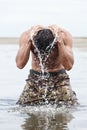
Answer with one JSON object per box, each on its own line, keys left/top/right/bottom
{"left": 33, "top": 29, "right": 55, "bottom": 53}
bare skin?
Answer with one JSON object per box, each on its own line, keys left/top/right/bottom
{"left": 16, "top": 25, "right": 74, "bottom": 72}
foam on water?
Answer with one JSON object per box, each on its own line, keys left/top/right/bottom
{"left": 0, "top": 98, "right": 84, "bottom": 117}
{"left": 19, "top": 105, "right": 71, "bottom": 115}
{"left": 0, "top": 98, "right": 74, "bottom": 115}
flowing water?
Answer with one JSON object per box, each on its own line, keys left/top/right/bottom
{"left": 0, "top": 43, "right": 87, "bottom": 130}
{"left": 30, "top": 31, "right": 58, "bottom": 100}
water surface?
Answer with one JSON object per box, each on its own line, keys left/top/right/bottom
{"left": 0, "top": 44, "right": 87, "bottom": 130}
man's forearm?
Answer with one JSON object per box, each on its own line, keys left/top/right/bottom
{"left": 58, "top": 43, "right": 74, "bottom": 70}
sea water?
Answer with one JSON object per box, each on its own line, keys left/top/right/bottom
{"left": 0, "top": 43, "right": 87, "bottom": 130}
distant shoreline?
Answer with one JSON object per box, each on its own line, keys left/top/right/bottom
{"left": 0, "top": 37, "right": 87, "bottom": 47}
{"left": 0, "top": 37, "right": 19, "bottom": 44}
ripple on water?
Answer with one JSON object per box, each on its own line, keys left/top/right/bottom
{"left": 0, "top": 98, "right": 17, "bottom": 111}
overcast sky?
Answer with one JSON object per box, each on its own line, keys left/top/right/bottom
{"left": 0, "top": 0, "right": 87, "bottom": 37}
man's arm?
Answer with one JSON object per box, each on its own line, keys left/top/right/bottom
{"left": 57, "top": 28, "right": 74, "bottom": 71}
{"left": 16, "top": 31, "right": 32, "bottom": 69}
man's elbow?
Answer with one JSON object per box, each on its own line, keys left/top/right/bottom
{"left": 16, "top": 63, "right": 24, "bottom": 69}
{"left": 16, "top": 59, "right": 24, "bottom": 69}
{"left": 66, "top": 65, "right": 73, "bottom": 71}
{"left": 65, "top": 62, "right": 74, "bottom": 71}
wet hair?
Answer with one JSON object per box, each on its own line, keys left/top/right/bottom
{"left": 33, "top": 29, "right": 55, "bottom": 53}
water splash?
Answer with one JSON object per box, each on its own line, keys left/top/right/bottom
{"left": 30, "top": 28, "right": 59, "bottom": 103}
{"left": 31, "top": 28, "right": 58, "bottom": 73}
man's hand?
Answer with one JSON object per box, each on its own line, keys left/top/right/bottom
{"left": 29, "top": 25, "right": 44, "bottom": 41}
{"left": 48, "top": 25, "right": 64, "bottom": 45}
{"left": 58, "top": 27, "right": 73, "bottom": 48}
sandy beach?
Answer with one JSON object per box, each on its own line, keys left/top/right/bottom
{"left": 0, "top": 37, "right": 19, "bottom": 44}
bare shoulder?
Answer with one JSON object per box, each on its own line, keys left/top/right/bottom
{"left": 59, "top": 27, "right": 73, "bottom": 47}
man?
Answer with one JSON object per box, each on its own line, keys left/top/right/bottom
{"left": 16, "top": 25, "right": 78, "bottom": 106}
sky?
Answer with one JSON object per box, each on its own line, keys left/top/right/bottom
{"left": 0, "top": 0, "right": 87, "bottom": 37}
